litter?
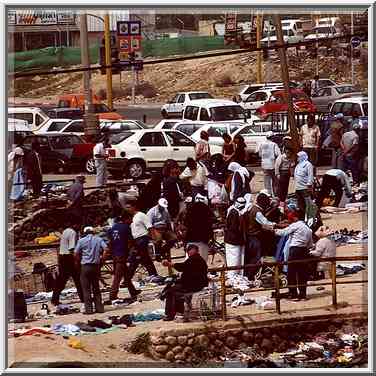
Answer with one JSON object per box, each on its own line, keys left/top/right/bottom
{"left": 9, "top": 327, "right": 53, "bottom": 337}
{"left": 68, "top": 337, "right": 86, "bottom": 351}
{"left": 34, "top": 233, "right": 60, "bottom": 245}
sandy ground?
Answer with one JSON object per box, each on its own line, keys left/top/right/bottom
{"left": 8, "top": 168, "right": 368, "bottom": 368}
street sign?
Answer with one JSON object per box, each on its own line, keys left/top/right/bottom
{"left": 351, "top": 37, "right": 361, "bottom": 48}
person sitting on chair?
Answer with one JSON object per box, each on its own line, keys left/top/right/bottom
{"left": 161, "top": 244, "right": 208, "bottom": 322}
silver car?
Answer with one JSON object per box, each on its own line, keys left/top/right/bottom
{"left": 312, "top": 85, "right": 363, "bottom": 112}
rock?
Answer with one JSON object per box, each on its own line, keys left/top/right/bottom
{"left": 183, "top": 346, "right": 193, "bottom": 356}
{"left": 254, "top": 332, "right": 263, "bottom": 344}
{"left": 263, "top": 328, "right": 271, "bottom": 337}
{"left": 214, "top": 339, "right": 223, "bottom": 347}
{"left": 225, "top": 336, "right": 238, "bottom": 349}
{"left": 195, "top": 334, "right": 209, "bottom": 347}
{"left": 187, "top": 332, "right": 195, "bottom": 338}
{"left": 242, "top": 331, "right": 253, "bottom": 343}
{"left": 177, "top": 336, "right": 188, "bottom": 346}
{"left": 175, "top": 354, "right": 185, "bottom": 361}
{"left": 151, "top": 336, "right": 164, "bottom": 345}
{"left": 165, "top": 351, "right": 175, "bottom": 362}
{"left": 261, "top": 338, "right": 273, "bottom": 353}
{"left": 171, "top": 345, "right": 183, "bottom": 355}
{"left": 155, "top": 345, "right": 169, "bottom": 354}
{"left": 271, "top": 334, "right": 280, "bottom": 344}
{"left": 165, "top": 336, "right": 177, "bottom": 346}
{"left": 187, "top": 338, "right": 194, "bottom": 346}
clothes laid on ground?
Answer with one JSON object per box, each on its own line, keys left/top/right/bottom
{"left": 8, "top": 327, "right": 53, "bottom": 337}
{"left": 132, "top": 309, "right": 165, "bottom": 322}
{"left": 336, "top": 263, "right": 366, "bottom": 276}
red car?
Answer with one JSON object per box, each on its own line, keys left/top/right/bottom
{"left": 255, "top": 89, "right": 317, "bottom": 118}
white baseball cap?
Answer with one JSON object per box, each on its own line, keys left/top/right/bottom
{"left": 158, "top": 198, "right": 168, "bottom": 208}
{"left": 14, "top": 147, "right": 24, "bottom": 156}
{"left": 83, "top": 226, "right": 94, "bottom": 234}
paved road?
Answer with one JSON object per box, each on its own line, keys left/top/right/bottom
{"left": 116, "top": 104, "right": 163, "bottom": 127}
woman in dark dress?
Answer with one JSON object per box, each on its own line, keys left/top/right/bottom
{"left": 162, "top": 159, "right": 182, "bottom": 220}
{"left": 137, "top": 172, "right": 162, "bottom": 213}
{"left": 233, "top": 134, "right": 247, "bottom": 166}
{"left": 222, "top": 133, "right": 235, "bottom": 165}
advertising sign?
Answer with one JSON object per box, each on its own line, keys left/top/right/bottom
{"left": 117, "top": 21, "right": 142, "bottom": 36}
{"left": 16, "top": 10, "right": 57, "bottom": 25}
{"left": 56, "top": 11, "right": 75, "bottom": 24}
{"left": 8, "top": 10, "right": 16, "bottom": 25}
{"left": 225, "top": 13, "right": 237, "bottom": 33}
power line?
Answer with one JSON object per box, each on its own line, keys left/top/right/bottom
{"left": 9, "top": 33, "right": 364, "bottom": 79}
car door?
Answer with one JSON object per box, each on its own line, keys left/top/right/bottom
{"left": 314, "top": 88, "right": 332, "bottom": 112}
{"left": 207, "top": 125, "right": 228, "bottom": 145}
{"left": 137, "top": 132, "right": 170, "bottom": 168}
{"left": 166, "top": 94, "right": 179, "bottom": 115}
{"left": 165, "top": 131, "right": 196, "bottom": 164}
{"left": 175, "top": 94, "right": 186, "bottom": 116}
{"left": 62, "top": 120, "right": 84, "bottom": 135}
{"left": 244, "top": 92, "right": 268, "bottom": 111}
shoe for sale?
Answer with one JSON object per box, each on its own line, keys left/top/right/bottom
{"left": 75, "top": 321, "right": 96, "bottom": 332}
{"left": 149, "top": 275, "right": 164, "bottom": 284}
{"left": 88, "top": 319, "right": 112, "bottom": 329}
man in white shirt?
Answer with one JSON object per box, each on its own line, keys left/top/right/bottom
{"left": 340, "top": 122, "right": 360, "bottom": 185}
{"left": 179, "top": 158, "right": 208, "bottom": 199}
{"left": 317, "top": 169, "right": 352, "bottom": 208}
{"left": 93, "top": 134, "right": 110, "bottom": 187}
{"left": 126, "top": 200, "right": 162, "bottom": 283}
{"left": 51, "top": 222, "right": 84, "bottom": 306}
{"left": 258, "top": 132, "right": 281, "bottom": 197}
{"left": 300, "top": 114, "right": 321, "bottom": 167}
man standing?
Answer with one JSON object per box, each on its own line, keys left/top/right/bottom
{"left": 275, "top": 146, "right": 295, "bottom": 204}
{"left": 310, "top": 75, "right": 320, "bottom": 97}
{"left": 340, "top": 122, "right": 360, "bottom": 185}
{"left": 74, "top": 226, "right": 109, "bottom": 314}
{"left": 107, "top": 212, "right": 140, "bottom": 302}
{"left": 93, "top": 134, "right": 110, "bottom": 187}
{"left": 195, "top": 130, "right": 211, "bottom": 164}
{"left": 300, "top": 114, "right": 321, "bottom": 167}
{"left": 147, "top": 198, "right": 177, "bottom": 261}
{"left": 51, "top": 222, "right": 84, "bottom": 307}
{"left": 161, "top": 244, "right": 208, "bottom": 322}
{"left": 126, "top": 201, "right": 162, "bottom": 283}
{"left": 67, "top": 175, "right": 86, "bottom": 224}
{"left": 328, "top": 113, "right": 346, "bottom": 168}
{"left": 8, "top": 146, "right": 25, "bottom": 200}
{"left": 184, "top": 194, "right": 214, "bottom": 263}
{"left": 24, "top": 141, "right": 43, "bottom": 197}
{"left": 274, "top": 208, "right": 313, "bottom": 301}
{"left": 258, "top": 132, "right": 281, "bottom": 197}
{"left": 294, "top": 151, "right": 314, "bottom": 219}
{"left": 179, "top": 158, "right": 208, "bottom": 199}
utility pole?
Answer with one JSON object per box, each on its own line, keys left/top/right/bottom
{"left": 273, "top": 14, "right": 299, "bottom": 152}
{"left": 351, "top": 11, "right": 354, "bottom": 85}
{"left": 104, "top": 13, "right": 113, "bottom": 110}
{"left": 80, "top": 12, "right": 99, "bottom": 142}
{"left": 256, "top": 13, "right": 263, "bottom": 83}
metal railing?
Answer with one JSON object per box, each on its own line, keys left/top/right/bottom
{"left": 210, "top": 255, "right": 368, "bottom": 320}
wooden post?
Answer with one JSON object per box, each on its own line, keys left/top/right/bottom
{"left": 256, "top": 13, "right": 263, "bottom": 83}
{"left": 274, "top": 263, "right": 281, "bottom": 314}
{"left": 331, "top": 261, "right": 337, "bottom": 307}
{"left": 220, "top": 269, "right": 227, "bottom": 320}
{"left": 104, "top": 14, "right": 114, "bottom": 111}
{"left": 272, "top": 15, "right": 299, "bottom": 153}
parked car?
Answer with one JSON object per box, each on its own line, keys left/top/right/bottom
{"left": 312, "top": 85, "right": 363, "bottom": 112}
{"left": 255, "top": 89, "right": 317, "bottom": 118}
{"left": 8, "top": 107, "right": 49, "bottom": 131}
{"left": 161, "top": 91, "right": 214, "bottom": 118}
{"left": 239, "top": 88, "right": 280, "bottom": 113}
{"left": 172, "top": 122, "right": 206, "bottom": 137}
{"left": 22, "top": 133, "right": 95, "bottom": 174}
{"left": 329, "top": 96, "right": 368, "bottom": 121}
{"left": 8, "top": 118, "right": 33, "bottom": 150}
{"left": 154, "top": 119, "right": 183, "bottom": 130}
{"left": 57, "top": 94, "right": 123, "bottom": 120}
{"left": 107, "top": 129, "right": 222, "bottom": 179}
{"left": 304, "top": 26, "right": 341, "bottom": 48}
{"left": 34, "top": 118, "right": 72, "bottom": 134}
{"left": 46, "top": 107, "right": 84, "bottom": 120}
{"left": 261, "top": 26, "right": 304, "bottom": 47}
{"left": 190, "top": 122, "right": 245, "bottom": 145}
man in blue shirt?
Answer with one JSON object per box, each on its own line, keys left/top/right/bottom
{"left": 74, "top": 226, "right": 109, "bottom": 314}
{"left": 107, "top": 212, "right": 140, "bottom": 302}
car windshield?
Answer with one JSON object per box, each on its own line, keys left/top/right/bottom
{"left": 209, "top": 105, "right": 245, "bottom": 121}
{"left": 363, "top": 103, "right": 368, "bottom": 116}
{"left": 291, "top": 92, "right": 310, "bottom": 101}
{"left": 108, "top": 132, "right": 134, "bottom": 145}
{"left": 93, "top": 103, "right": 111, "bottom": 113}
{"left": 188, "top": 92, "right": 213, "bottom": 100}
{"left": 335, "top": 86, "right": 357, "bottom": 94}
{"left": 312, "top": 27, "right": 334, "bottom": 34}
{"left": 237, "top": 126, "right": 256, "bottom": 135}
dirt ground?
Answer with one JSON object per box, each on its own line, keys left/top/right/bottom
{"left": 8, "top": 167, "right": 368, "bottom": 368}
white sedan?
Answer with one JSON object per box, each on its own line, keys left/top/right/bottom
{"left": 107, "top": 129, "right": 222, "bottom": 179}
{"left": 34, "top": 118, "right": 72, "bottom": 134}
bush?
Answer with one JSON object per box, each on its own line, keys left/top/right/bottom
{"left": 214, "top": 72, "right": 234, "bottom": 87}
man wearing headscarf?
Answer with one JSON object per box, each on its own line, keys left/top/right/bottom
{"left": 258, "top": 132, "right": 281, "bottom": 197}
{"left": 225, "top": 197, "right": 247, "bottom": 280}
{"left": 227, "top": 162, "right": 253, "bottom": 202}
{"left": 294, "top": 151, "right": 314, "bottom": 219}
{"left": 184, "top": 194, "right": 214, "bottom": 262}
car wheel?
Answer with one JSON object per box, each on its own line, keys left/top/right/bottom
{"left": 127, "top": 160, "right": 145, "bottom": 179}
{"left": 161, "top": 109, "right": 169, "bottom": 119}
{"left": 85, "top": 158, "right": 96, "bottom": 174}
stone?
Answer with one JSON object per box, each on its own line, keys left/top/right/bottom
{"left": 165, "top": 351, "right": 175, "bottom": 362}
{"left": 150, "top": 336, "right": 164, "bottom": 346}
{"left": 242, "top": 331, "right": 253, "bottom": 343}
{"left": 183, "top": 346, "right": 193, "bottom": 356}
{"left": 175, "top": 354, "right": 185, "bottom": 361}
{"left": 261, "top": 338, "right": 273, "bottom": 352}
{"left": 172, "top": 345, "right": 183, "bottom": 355}
{"left": 271, "top": 334, "right": 280, "bottom": 344}
{"left": 263, "top": 328, "right": 271, "bottom": 337}
{"left": 214, "top": 339, "right": 223, "bottom": 347}
{"left": 187, "top": 332, "right": 195, "bottom": 338}
{"left": 155, "top": 345, "right": 169, "bottom": 354}
{"left": 254, "top": 332, "right": 263, "bottom": 344}
{"left": 187, "top": 338, "right": 194, "bottom": 346}
{"left": 177, "top": 336, "right": 188, "bottom": 346}
{"left": 165, "top": 336, "right": 177, "bottom": 346}
{"left": 195, "top": 334, "right": 210, "bottom": 347}
{"left": 225, "top": 336, "right": 238, "bottom": 349}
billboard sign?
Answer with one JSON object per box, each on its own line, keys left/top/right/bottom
{"left": 16, "top": 10, "right": 58, "bottom": 25}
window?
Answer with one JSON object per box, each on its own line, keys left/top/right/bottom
{"left": 93, "top": 103, "right": 110, "bottom": 113}
{"left": 230, "top": 125, "right": 240, "bottom": 134}
{"left": 36, "top": 114, "right": 45, "bottom": 126}
{"left": 58, "top": 100, "right": 71, "bottom": 108}
{"left": 341, "top": 103, "right": 353, "bottom": 116}
{"left": 139, "top": 132, "right": 166, "bottom": 147}
{"left": 318, "top": 88, "right": 331, "bottom": 97}
{"left": 64, "top": 121, "right": 84, "bottom": 133}
{"left": 109, "top": 132, "right": 134, "bottom": 145}
{"left": 363, "top": 103, "right": 368, "bottom": 116}
{"left": 352, "top": 103, "right": 362, "bottom": 116}
{"left": 48, "top": 121, "right": 69, "bottom": 132}
{"left": 238, "top": 126, "right": 255, "bottom": 136}
{"left": 288, "top": 29, "right": 294, "bottom": 36}
{"left": 11, "top": 113, "right": 33, "bottom": 124}
{"left": 165, "top": 131, "right": 195, "bottom": 147}
{"left": 184, "top": 106, "right": 199, "bottom": 121}
{"left": 23, "top": 136, "right": 49, "bottom": 148}
{"left": 176, "top": 123, "right": 201, "bottom": 136}
{"left": 199, "top": 108, "right": 211, "bottom": 121}
{"left": 331, "top": 102, "right": 343, "bottom": 114}
{"left": 161, "top": 121, "right": 178, "bottom": 129}
{"left": 169, "top": 94, "right": 179, "bottom": 103}
{"left": 188, "top": 92, "right": 213, "bottom": 100}
{"left": 50, "top": 136, "right": 77, "bottom": 149}
{"left": 210, "top": 105, "right": 245, "bottom": 121}
{"left": 177, "top": 95, "right": 185, "bottom": 103}
{"left": 207, "top": 126, "right": 227, "bottom": 138}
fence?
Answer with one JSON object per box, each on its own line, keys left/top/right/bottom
{"left": 211, "top": 255, "right": 368, "bottom": 320}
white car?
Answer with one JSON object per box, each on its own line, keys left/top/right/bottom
{"left": 154, "top": 119, "right": 184, "bottom": 130}
{"left": 34, "top": 118, "right": 71, "bottom": 134}
{"left": 8, "top": 107, "right": 50, "bottom": 131}
{"left": 239, "top": 88, "right": 280, "bottom": 112}
{"left": 107, "top": 129, "right": 222, "bottom": 179}
{"left": 238, "top": 82, "right": 283, "bottom": 102}
{"left": 304, "top": 26, "right": 341, "bottom": 43}
{"left": 329, "top": 96, "right": 368, "bottom": 121}
{"left": 190, "top": 122, "right": 246, "bottom": 146}
{"left": 261, "top": 27, "right": 304, "bottom": 47}
{"left": 161, "top": 91, "right": 214, "bottom": 118}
